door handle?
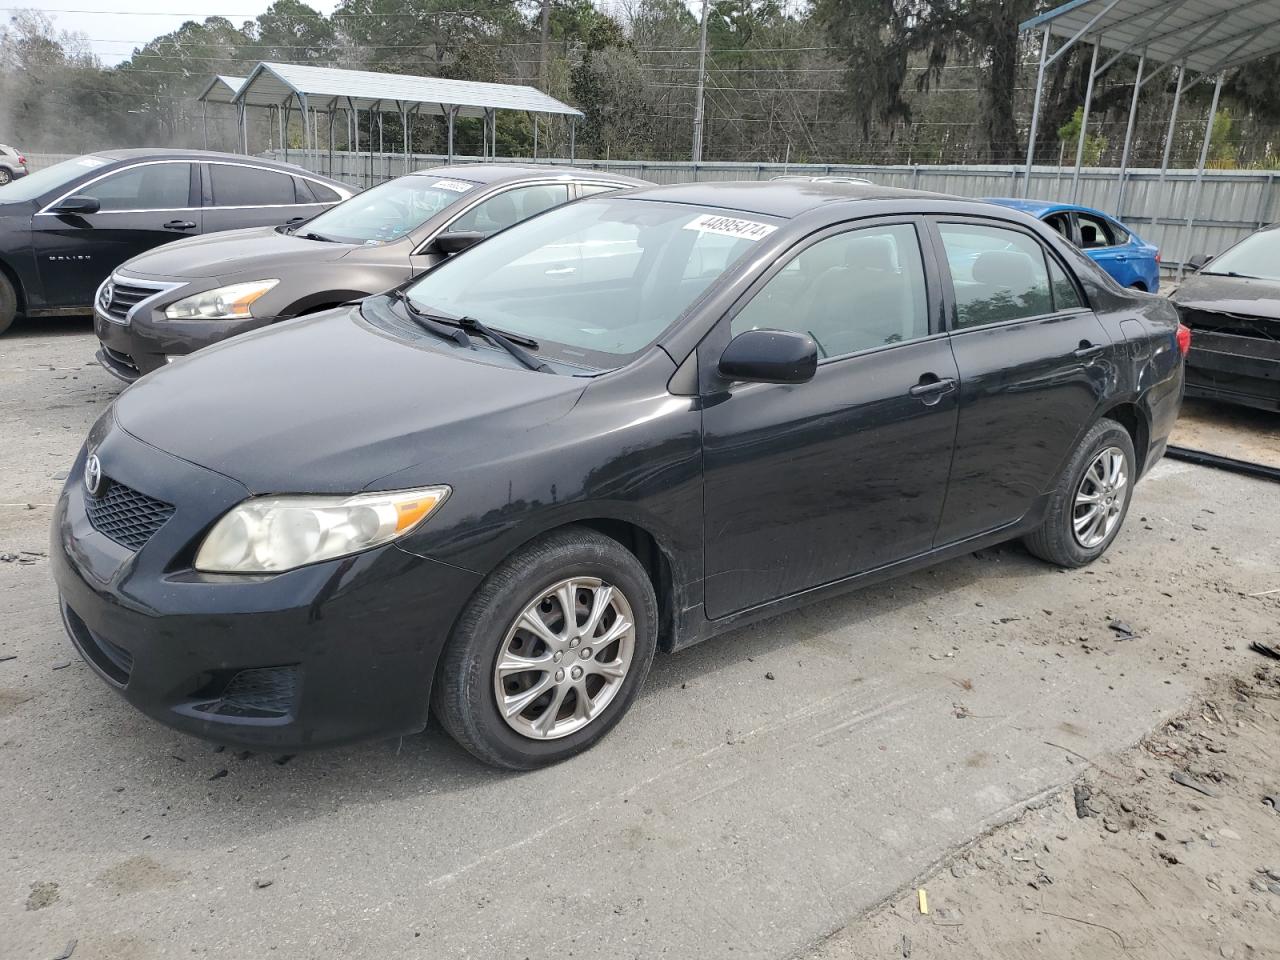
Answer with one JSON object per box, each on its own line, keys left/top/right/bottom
{"left": 1073, "top": 341, "right": 1105, "bottom": 360}
{"left": 163, "top": 219, "right": 196, "bottom": 230}
{"left": 908, "top": 375, "right": 957, "bottom": 404}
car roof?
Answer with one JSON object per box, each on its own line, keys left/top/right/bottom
{"left": 91, "top": 148, "right": 345, "bottom": 182}
{"left": 409, "top": 163, "right": 650, "bottom": 187}
{"left": 617, "top": 179, "right": 957, "bottom": 219}
{"left": 984, "top": 197, "right": 1122, "bottom": 222}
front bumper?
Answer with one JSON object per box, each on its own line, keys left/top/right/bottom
{"left": 93, "top": 273, "right": 273, "bottom": 384}
{"left": 51, "top": 416, "right": 480, "bottom": 750}
{"left": 1185, "top": 330, "right": 1280, "bottom": 413}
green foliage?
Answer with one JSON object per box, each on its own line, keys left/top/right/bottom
{"left": 1057, "top": 107, "right": 1107, "bottom": 166}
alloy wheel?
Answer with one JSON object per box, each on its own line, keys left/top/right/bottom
{"left": 1073, "top": 445, "right": 1128, "bottom": 548}
{"left": 492, "top": 576, "right": 635, "bottom": 740}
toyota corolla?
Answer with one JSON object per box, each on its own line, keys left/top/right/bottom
{"left": 52, "top": 181, "right": 1186, "bottom": 768}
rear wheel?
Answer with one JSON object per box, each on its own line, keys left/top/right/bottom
{"left": 1023, "top": 418, "right": 1135, "bottom": 568}
{"left": 0, "top": 168, "right": 11, "bottom": 186}
{"left": 0, "top": 272, "right": 18, "bottom": 336}
{"left": 433, "top": 527, "right": 658, "bottom": 769}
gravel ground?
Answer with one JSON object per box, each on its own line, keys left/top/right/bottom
{"left": 3, "top": 318, "right": 1279, "bottom": 960}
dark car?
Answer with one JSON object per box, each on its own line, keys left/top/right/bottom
{"left": 1172, "top": 224, "right": 1280, "bottom": 412}
{"left": 52, "top": 181, "right": 1186, "bottom": 768}
{"left": 92, "top": 164, "right": 647, "bottom": 382}
{"left": 0, "top": 149, "right": 353, "bottom": 335}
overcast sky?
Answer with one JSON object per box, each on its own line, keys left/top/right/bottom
{"left": 13, "top": 0, "right": 340, "bottom": 66}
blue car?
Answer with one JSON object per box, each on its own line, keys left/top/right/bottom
{"left": 985, "top": 199, "right": 1160, "bottom": 293}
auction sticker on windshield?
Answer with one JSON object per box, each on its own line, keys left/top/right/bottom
{"left": 682, "top": 213, "right": 777, "bottom": 241}
{"left": 432, "top": 179, "right": 474, "bottom": 193}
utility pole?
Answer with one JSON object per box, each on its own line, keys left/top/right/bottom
{"left": 539, "top": 0, "right": 551, "bottom": 91}
{"left": 692, "top": 0, "right": 709, "bottom": 163}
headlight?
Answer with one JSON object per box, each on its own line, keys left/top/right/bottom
{"left": 164, "top": 280, "right": 279, "bottom": 321}
{"left": 194, "top": 486, "right": 450, "bottom": 573}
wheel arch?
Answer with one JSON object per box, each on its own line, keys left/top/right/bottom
{"left": 0, "top": 254, "right": 25, "bottom": 313}
{"left": 1099, "top": 400, "right": 1151, "bottom": 476}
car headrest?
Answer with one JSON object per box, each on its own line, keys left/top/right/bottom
{"left": 972, "top": 250, "right": 1036, "bottom": 289}
{"left": 485, "top": 192, "right": 517, "bottom": 224}
{"left": 844, "top": 235, "right": 897, "bottom": 271}
{"left": 1080, "top": 224, "right": 1098, "bottom": 245}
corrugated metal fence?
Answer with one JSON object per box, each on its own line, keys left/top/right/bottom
{"left": 28, "top": 149, "right": 1279, "bottom": 273}
{"left": 275, "top": 150, "right": 1280, "bottom": 274}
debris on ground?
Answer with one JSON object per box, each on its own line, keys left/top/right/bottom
{"left": 254, "top": 878, "right": 274, "bottom": 889}
{"left": 1250, "top": 640, "right": 1280, "bottom": 661}
{"left": 50, "top": 939, "right": 77, "bottom": 960}
{"left": 208, "top": 769, "right": 228, "bottom": 781}
{"left": 806, "top": 666, "right": 1280, "bottom": 960}
{"left": 1107, "top": 620, "right": 1139, "bottom": 639}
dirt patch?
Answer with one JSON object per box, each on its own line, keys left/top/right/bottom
{"left": 96, "top": 855, "right": 185, "bottom": 894}
{"left": 25, "top": 881, "right": 59, "bottom": 911}
{"left": 808, "top": 663, "right": 1280, "bottom": 959}
{"left": 1173, "top": 399, "right": 1280, "bottom": 469}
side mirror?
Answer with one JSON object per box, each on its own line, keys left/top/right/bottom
{"left": 1187, "top": 253, "right": 1214, "bottom": 271}
{"left": 430, "top": 231, "right": 486, "bottom": 256}
{"left": 719, "top": 329, "right": 817, "bottom": 385}
{"left": 50, "top": 195, "right": 101, "bottom": 216}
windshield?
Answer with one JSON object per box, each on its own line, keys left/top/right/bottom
{"left": 1202, "top": 229, "right": 1280, "bottom": 282}
{"left": 402, "top": 198, "right": 778, "bottom": 367}
{"left": 0, "top": 154, "right": 109, "bottom": 204}
{"left": 301, "top": 174, "right": 477, "bottom": 243}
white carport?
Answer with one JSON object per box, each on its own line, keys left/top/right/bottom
{"left": 195, "top": 75, "right": 248, "bottom": 152}
{"left": 1020, "top": 0, "right": 1280, "bottom": 276}
{"left": 231, "top": 62, "right": 584, "bottom": 179}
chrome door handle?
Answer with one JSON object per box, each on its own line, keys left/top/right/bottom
{"left": 1073, "top": 342, "right": 1105, "bottom": 359}
{"left": 909, "top": 376, "right": 957, "bottom": 404}
{"left": 163, "top": 220, "right": 196, "bottom": 230}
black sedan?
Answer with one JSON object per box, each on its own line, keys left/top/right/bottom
{"left": 0, "top": 149, "right": 352, "bottom": 335}
{"left": 92, "top": 164, "right": 646, "bottom": 382}
{"left": 52, "top": 181, "right": 1186, "bottom": 768}
{"left": 1173, "top": 224, "right": 1280, "bottom": 412}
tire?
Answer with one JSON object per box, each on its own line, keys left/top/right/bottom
{"left": 0, "top": 168, "right": 11, "bottom": 186}
{"left": 0, "top": 272, "right": 17, "bottom": 336}
{"left": 1023, "top": 418, "right": 1136, "bottom": 568}
{"left": 433, "top": 526, "right": 658, "bottom": 769}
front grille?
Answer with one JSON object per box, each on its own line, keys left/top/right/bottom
{"left": 85, "top": 479, "right": 175, "bottom": 551}
{"left": 103, "top": 282, "right": 157, "bottom": 322}
{"left": 190, "top": 666, "right": 300, "bottom": 719}
{"left": 62, "top": 603, "right": 133, "bottom": 685}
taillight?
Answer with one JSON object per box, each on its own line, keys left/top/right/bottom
{"left": 16, "top": 153, "right": 24, "bottom": 164}
{"left": 1155, "top": 251, "right": 1161, "bottom": 264}
{"left": 1176, "top": 323, "right": 1191, "bottom": 356}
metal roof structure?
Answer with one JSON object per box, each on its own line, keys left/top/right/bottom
{"left": 225, "top": 61, "right": 582, "bottom": 171}
{"left": 1022, "top": 0, "right": 1280, "bottom": 76}
{"left": 1019, "top": 0, "right": 1280, "bottom": 276}
{"left": 234, "top": 62, "right": 582, "bottom": 119}
{"left": 196, "top": 75, "right": 246, "bottom": 105}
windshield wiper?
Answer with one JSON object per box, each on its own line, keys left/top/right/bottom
{"left": 453, "top": 314, "right": 554, "bottom": 374}
{"left": 392, "top": 290, "right": 471, "bottom": 347}
{"left": 298, "top": 230, "right": 335, "bottom": 243}
{"left": 1214, "top": 271, "right": 1263, "bottom": 280}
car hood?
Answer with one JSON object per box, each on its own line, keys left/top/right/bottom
{"left": 1172, "top": 273, "right": 1280, "bottom": 321}
{"left": 112, "top": 307, "right": 588, "bottom": 494}
{"left": 120, "top": 225, "right": 357, "bottom": 280}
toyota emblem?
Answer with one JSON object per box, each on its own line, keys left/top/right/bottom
{"left": 84, "top": 454, "right": 103, "bottom": 497}
{"left": 99, "top": 282, "right": 113, "bottom": 311}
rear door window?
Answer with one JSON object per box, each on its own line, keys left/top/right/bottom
{"left": 1075, "top": 212, "right": 1116, "bottom": 249}
{"left": 937, "top": 222, "right": 1054, "bottom": 327}
{"left": 209, "top": 164, "right": 297, "bottom": 207}
{"left": 81, "top": 162, "right": 194, "bottom": 211}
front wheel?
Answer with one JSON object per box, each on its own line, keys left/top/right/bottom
{"left": 433, "top": 527, "right": 658, "bottom": 769}
{"left": 1023, "top": 418, "right": 1136, "bottom": 568}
